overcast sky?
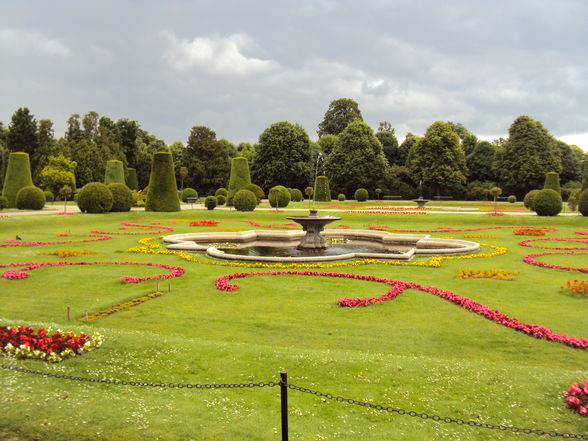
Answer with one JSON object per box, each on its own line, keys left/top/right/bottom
{"left": 1, "top": 0, "right": 587, "bottom": 151}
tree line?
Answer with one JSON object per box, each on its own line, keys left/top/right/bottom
{"left": 0, "top": 99, "right": 585, "bottom": 200}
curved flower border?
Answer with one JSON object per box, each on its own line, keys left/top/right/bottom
{"left": 519, "top": 237, "right": 588, "bottom": 250}
{"left": 215, "top": 271, "right": 588, "bottom": 349}
{"left": 523, "top": 252, "right": 588, "bottom": 273}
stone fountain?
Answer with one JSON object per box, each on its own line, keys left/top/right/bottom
{"left": 286, "top": 208, "right": 341, "bottom": 250}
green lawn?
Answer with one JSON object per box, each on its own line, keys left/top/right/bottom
{"left": 0, "top": 205, "right": 587, "bottom": 441}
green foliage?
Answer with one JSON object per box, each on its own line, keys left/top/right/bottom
{"left": 325, "top": 120, "right": 388, "bottom": 196}
{"left": 43, "top": 190, "right": 54, "bottom": 202}
{"left": 496, "top": 115, "right": 561, "bottom": 197}
{"left": 180, "top": 188, "right": 198, "bottom": 202}
{"left": 251, "top": 122, "right": 312, "bottom": 191}
{"left": 126, "top": 167, "right": 138, "bottom": 190}
{"left": 533, "top": 189, "right": 562, "bottom": 216}
{"left": 489, "top": 187, "right": 502, "bottom": 199}
{"left": 215, "top": 188, "right": 228, "bottom": 197}
{"left": 582, "top": 160, "right": 588, "bottom": 191}
{"left": 104, "top": 160, "right": 125, "bottom": 185}
{"left": 447, "top": 122, "right": 478, "bottom": 156}
{"left": 236, "top": 142, "right": 256, "bottom": 162}
{"left": 1, "top": 152, "right": 33, "bottom": 207}
{"left": 543, "top": 172, "right": 561, "bottom": 194}
{"left": 227, "top": 157, "right": 251, "bottom": 206}
{"left": 557, "top": 141, "right": 586, "bottom": 185}
{"left": 376, "top": 130, "right": 400, "bottom": 165}
{"left": 465, "top": 181, "right": 494, "bottom": 201}
{"left": 33, "top": 119, "right": 58, "bottom": 183}
{"left": 245, "top": 184, "right": 264, "bottom": 203}
{"left": 77, "top": 182, "right": 113, "bottom": 213}
{"left": 0, "top": 195, "right": 7, "bottom": 209}
{"left": 466, "top": 141, "right": 497, "bottom": 183}
{"left": 508, "top": 195, "right": 517, "bottom": 203}
{"left": 523, "top": 189, "right": 540, "bottom": 210}
{"left": 131, "top": 189, "right": 146, "bottom": 207}
{"left": 6, "top": 107, "right": 37, "bottom": 156}
{"left": 316, "top": 134, "right": 340, "bottom": 156}
{"left": 317, "top": 98, "right": 363, "bottom": 137}
{"left": 40, "top": 154, "right": 77, "bottom": 196}
{"left": 204, "top": 195, "right": 217, "bottom": 210}
{"left": 145, "top": 152, "right": 181, "bottom": 212}
{"left": 304, "top": 187, "right": 313, "bottom": 199}
{"left": 314, "top": 176, "right": 331, "bottom": 202}
{"left": 409, "top": 121, "right": 466, "bottom": 196}
{"left": 107, "top": 183, "right": 133, "bottom": 212}
{"left": 268, "top": 185, "right": 291, "bottom": 208}
{"left": 290, "top": 188, "right": 303, "bottom": 202}
{"left": 216, "top": 194, "right": 226, "bottom": 205}
{"left": 15, "top": 185, "right": 45, "bottom": 210}
{"left": 578, "top": 189, "right": 588, "bottom": 216}
{"left": 233, "top": 189, "right": 257, "bottom": 211}
{"left": 184, "top": 126, "right": 230, "bottom": 196}
{"left": 338, "top": 193, "right": 345, "bottom": 201}
{"left": 567, "top": 189, "right": 580, "bottom": 212}
{"left": 354, "top": 188, "right": 369, "bottom": 202}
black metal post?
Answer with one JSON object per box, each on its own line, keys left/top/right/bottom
{"left": 280, "top": 371, "right": 288, "bottom": 441}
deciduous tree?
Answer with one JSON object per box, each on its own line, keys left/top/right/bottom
{"left": 184, "top": 126, "right": 230, "bottom": 195}
{"left": 317, "top": 98, "right": 363, "bottom": 137}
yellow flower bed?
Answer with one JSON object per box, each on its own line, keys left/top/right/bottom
{"left": 40, "top": 248, "right": 98, "bottom": 258}
{"left": 80, "top": 291, "right": 165, "bottom": 321}
{"left": 457, "top": 268, "right": 518, "bottom": 280}
{"left": 464, "top": 234, "right": 499, "bottom": 239}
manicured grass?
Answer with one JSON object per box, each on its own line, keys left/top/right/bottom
{"left": 0, "top": 207, "right": 587, "bottom": 441}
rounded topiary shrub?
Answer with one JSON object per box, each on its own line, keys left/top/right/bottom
{"left": 126, "top": 168, "right": 139, "bottom": 190}
{"left": 578, "top": 189, "right": 588, "bottom": 216}
{"left": 180, "top": 187, "right": 198, "bottom": 202}
{"left": 204, "top": 195, "right": 217, "bottom": 210}
{"left": 145, "top": 152, "right": 181, "bottom": 212}
{"left": 338, "top": 193, "right": 345, "bottom": 201}
{"left": 533, "top": 189, "right": 562, "bottom": 216}
{"left": 245, "top": 184, "right": 264, "bottom": 203}
{"left": 215, "top": 188, "right": 228, "bottom": 197}
{"left": 15, "top": 186, "right": 45, "bottom": 210}
{"left": 507, "top": 195, "right": 516, "bottom": 204}
{"left": 314, "top": 176, "right": 331, "bottom": 202}
{"left": 1, "top": 152, "right": 33, "bottom": 208}
{"left": 543, "top": 172, "right": 561, "bottom": 194}
{"left": 523, "top": 189, "right": 540, "bottom": 211}
{"left": 104, "top": 160, "right": 125, "bottom": 185}
{"left": 44, "top": 190, "right": 55, "bottom": 202}
{"left": 216, "top": 194, "right": 226, "bottom": 205}
{"left": 0, "top": 196, "right": 8, "bottom": 210}
{"left": 291, "top": 188, "right": 303, "bottom": 202}
{"left": 354, "top": 188, "right": 369, "bottom": 202}
{"left": 107, "top": 183, "right": 133, "bottom": 212}
{"left": 268, "top": 185, "right": 291, "bottom": 208}
{"left": 233, "top": 189, "right": 257, "bottom": 212}
{"left": 77, "top": 182, "right": 113, "bottom": 213}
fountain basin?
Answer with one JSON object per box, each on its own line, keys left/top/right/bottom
{"left": 163, "top": 229, "right": 480, "bottom": 263}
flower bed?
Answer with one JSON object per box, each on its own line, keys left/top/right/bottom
{"left": 564, "top": 381, "right": 588, "bottom": 416}
{"left": 40, "top": 249, "right": 97, "bottom": 258}
{"left": 0, "top": 233, "right": 112, "bottom": 248}
{"left": 215, "top": 271, "right": 588, "bottom": 349}
{"left": 457, "top": 269, "right": 518, "bottom": 280}
{"left": 519, "top": 237, "right": 588, "bottom": 250}
{"left": 0, "top": 325, "right": 103, "bottom": 362}
{"left": 345, "top": 210, "right": 428, "bottom": 215}
{"left": 83, "top": 291, "right": 166, "bottom": 321}
{"left": 523, "top": 252, "right": 588, "bottom": 273}
{"left": 513, "top": 228, "right": 546, "bottom": 236}
{"left": 190, "top": 220, "right": 221, "bottom": 226}
{"left": 561, "top": 280, "right": 588, "bottom": 296}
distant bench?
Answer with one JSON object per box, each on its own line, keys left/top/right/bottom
{"left": 496, "top": 197, "right": 509, "bottom": 202}
{"left": 383, "top": 195, "right": 402, "bottom": 200}
{"left": 433, "top": 196, "right": 453, "bottom": 200}
{"left": 186, "top": 197, "right": 198, "bottom": 204}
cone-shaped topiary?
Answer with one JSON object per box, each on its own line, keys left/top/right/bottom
{"left": 204, "top": 195, "right": 217, "bottom": 210}
{"left": 523, "top": 189, "right": 540, "bottom": 211}
{"left": 578, "top": 189, "right": 588, "bottom": 216}
{"left": 533, "top": 189, "right": 562, "bottom": 216}
{"left": 245, "top": 184, "right": 264, "bottom": 203}
{"left": 77, "top": 182, "right": 113, "bottom": 213}
{"left": 355, "top": 188, "right": 368, "bottom": 202}
{"left": 233, "top": 189, "right": 257, "bottom": 211}
{"left": 104, "top": 160, "right": 125, "bottom": 185}
{"left": 180, "top": 188, "right": 198, "bottom": 202}
{"left": 126, "top": 167, "right": 139, "bottom": 190}
{"left": 291, "top": 188, "right": 303, "bottom": 202}
{"left": 1, "top": 152, "right": 33, "bottom": 208}
{"left": 145, "top": 152, "right": 181, "bottom": 212}
{"left": 268, "top": 185, "right": 291, "bottom": 208}
{"left": 227, "top": 157, "right": 251, "bottom": 206}
{"left": 543, "top": 172, "right": 561, "bottom": 194}
{"left": 314, "top": 176, "right": 331, "bottom": 202}
{"left": 16, "top": 185, "right": 45, "bottom": 210}
{"left": 107, "top": 183, "right": 133, "bottom": 212}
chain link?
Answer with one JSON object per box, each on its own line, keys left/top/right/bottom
{"left": 1, "top": 364, "right": 277, "bottom": 389}
{"left": 287, "top": 383, "right": 588, "bottom": 439}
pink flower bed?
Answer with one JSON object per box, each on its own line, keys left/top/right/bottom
{"left": 0, "top": 234, "right": 112, "bottom": 247}
{"left": 519, "top": 237, "right": 588, "bottom": 250}
{"left": 1, "top": 261, "right": 185, "bottom": 283}
{"left": 216, "top": 271, "right": 588, "bottom": 349}
{"left": 367, "top": 225, "right": 559, "bottom": 233}
{"left": 564, "top": 381, "right": 588, "bottom": 416}
{"left": 522, "top": 252, "right": 588, "bottom": 273}
{"left": 92, "top": 220, "right": 175, "bottom": 235}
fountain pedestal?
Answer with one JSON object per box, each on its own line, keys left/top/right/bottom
{"left": 286, "top": 208, "right": 341, "bottom": 250}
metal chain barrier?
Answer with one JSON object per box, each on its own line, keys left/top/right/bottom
{"left": 0, "top": 364, "right": 277, "bottom": 389}
{"left": 287, "top": 383, "right": 588, "bottom": 439}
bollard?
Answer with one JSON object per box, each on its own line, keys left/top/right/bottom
{"left": 67, "top": 306, "right": 71, "bottom": 322}
{"left": 280, "top": 371, "right": 288, "bottom": 441}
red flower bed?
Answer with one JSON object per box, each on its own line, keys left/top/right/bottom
{"left": 0, "top": 234, "right": 112, "bottom": 248}
{"left": 523, "top": 252, "right": 588, "bottom": 273}
{"left": 367, "top": 225, "right": 558, "bottom": 233}
{"left": 564, "top": 381, "right": 588, "bottom": 416}
{"left": 519, "top": 237, "right": 588, "bottom": 250}
{"left": 215, "top": 271, "right": 588, "bottom": 349}
{"left": 561, "top": 280, "right": 588, "bottom": 296}
{"left": 513, "top": 228, "right": 546, "bottom": 236}
{"left": 0, "top": 325, "right": 103, "bottom": 362}
{"left": 190, "top": 220, "right": 221, "bottom": 226}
